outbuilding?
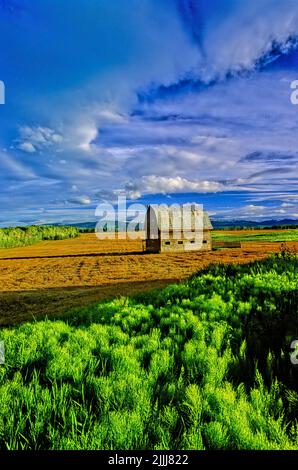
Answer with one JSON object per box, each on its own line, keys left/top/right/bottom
{"left": 144, "top": 204, "right": 213, "bottom": 253}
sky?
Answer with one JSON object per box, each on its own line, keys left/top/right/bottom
{"left": 0, "top": 0, "right": 297, "bottom": 226}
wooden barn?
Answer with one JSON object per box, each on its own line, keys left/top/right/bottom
{"left": 144, "top": 204, "right": 213, "bottom": 253}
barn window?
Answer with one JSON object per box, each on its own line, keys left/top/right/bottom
{"left": 165, "top": 241, "right": 171, "bottom": 246}
{"left": 203, "top": 240, "right": 208, "bottom": 244}
{"left": 190, "top": 241, "right": 195, "bottom": 244}
{"left": 178, "top": 241, "right": 183, "bottom": 245}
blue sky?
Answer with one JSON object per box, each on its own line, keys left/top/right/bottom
{"left": 0, "top": 0, "right": 297, "bottom": 226}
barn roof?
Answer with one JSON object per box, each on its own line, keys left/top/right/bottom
{"left": 146, "top": 205, "right": 213, "bottom": 231}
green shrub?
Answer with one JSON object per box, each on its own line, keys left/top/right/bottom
{"left": 0, "top": 225, "right": 79, "bottom": 249}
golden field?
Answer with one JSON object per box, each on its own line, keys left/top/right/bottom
{"left": 0, "top": 231, "right": 297, "bottom": 325}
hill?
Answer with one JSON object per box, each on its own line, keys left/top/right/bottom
{"left": 212, "top": 219, "right": 298, "bottom": 230}
{"left": 52, "top": 219, "right": 298, "bottom": 231}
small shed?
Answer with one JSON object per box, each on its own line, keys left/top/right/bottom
{"left": 144, "top": 204, "right": 213, "bottom": 253}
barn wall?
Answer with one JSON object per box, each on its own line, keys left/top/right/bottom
{"left": 159, "top": 230, "right": 212, "bottom": 253}
{"left": 160, "top": 239, "right": 187, "bottom": 253}
{"left": 201, "top": 230, "right": 212, "bottom": 251}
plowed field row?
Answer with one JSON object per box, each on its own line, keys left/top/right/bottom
{"left": 0, "top": 233, "right": 297, "bottom": 325}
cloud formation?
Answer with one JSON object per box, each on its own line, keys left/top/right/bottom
{"left": 0, "top": 0, "right": 298, "bottom": 224}
{"left": 16, "top": 126, "right": 63, "bottom": 153}
{"left": 131, "top": 176, "right": 236, "bottom": 195}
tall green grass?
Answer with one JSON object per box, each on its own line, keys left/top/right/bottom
{"left": 213, "top": 229, "right": 298, "bottom": 243}
{"left": 0, "top": 225, "right": 79, "bottom": 249}
{"left": 0, "top": 254, "right": 297, "bottom": 450}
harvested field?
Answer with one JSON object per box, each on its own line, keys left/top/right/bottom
{"left": 0, "top": 232, "right": 297, "bottom": 325}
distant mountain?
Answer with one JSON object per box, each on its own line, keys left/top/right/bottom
{"left": 53, "top": 218, "right": 298, "bottom": 231}
{"left": 212, "top": 219, "right": 298, "bottom": 229}
{"left": 67, "top": 222, "right": 97, "bottom": 229}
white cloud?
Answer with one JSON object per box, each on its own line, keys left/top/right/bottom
{"left": 193, "top": 0, "right": 298, "bottom": 82}
{"left": 0, "top": 149, "right": 35, "bottom": 180}
{"left": 95, "top": 109, "right": 128, "bottom": 125}
{"left": 74, "top": 123, "right": 98, "bottom": 153}
{"left": 274, "top": 209, "right": 287, "bottom": 214}
{"left": 17, "top": 126, "right": 63, "bottom": 153}
{"left": 244, "top": 205, "right": 267, "bottom": 214}
{"left": 213, "top": 201, "right": 298, "bottom": 220}
{"left": 140, "top": 175, "right": 223, "bottom": 194}
{"left": 16, "top": 120, "right": 99, "bottom": 157}
{"left": 114, "top": 189, "right": 142, "bottom": 200}
{"left": 68, "top": 195, "right": 92, "bottom": 205}
{"left": 17, "top": 142, "right": 36, "bottom": 153}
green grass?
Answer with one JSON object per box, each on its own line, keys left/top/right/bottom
{"left": 0, "top": 225, "right": 80, "bottom": 249}
{"left": 0, "top": 253, "right": 297, "bottom": 450}
{"left": 213, "top": 229, "right": 298, "bottom": 243}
